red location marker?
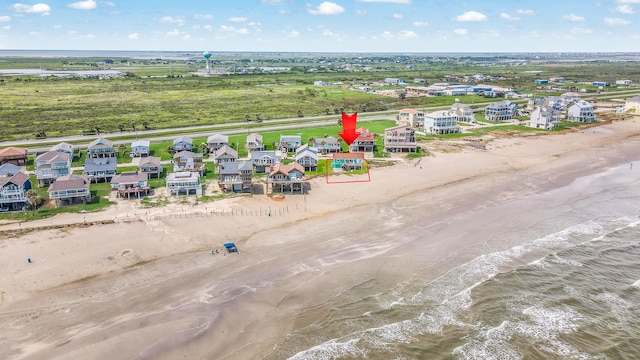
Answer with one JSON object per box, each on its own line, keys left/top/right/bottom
{"left": 339, "top": 112, "right": 361, "bottom": 146}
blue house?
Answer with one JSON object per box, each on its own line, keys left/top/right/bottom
{"left": 331, "top": 152, "right": 364, "bottom": 171}
{"left": 173, "top": 136, "right": 193, "bottom": 152}
{"left": 130, "top": 140, "right": 150, "bottom": 157}
{"left": 535, "top": 79, "right": 549, "bottom": 85}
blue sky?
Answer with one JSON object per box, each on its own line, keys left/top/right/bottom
{"left": 0, "top": 0, "right": 639, "bottom": 52}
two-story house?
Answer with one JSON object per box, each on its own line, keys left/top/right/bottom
{"left": 384, "top": 125, "right": 417, "bottom": 153}
{"left": 295, "top": 144, "right": 319, "bottom": 171}
{"left": 349, "top": 128, "right": 375, "bottom": 153}
{"left": 48, "top": 174, "right": 91, "bottom": 207}
{"left": 35, "top": 151, "right": 71, "bottom": 186}
{"left": 212, "top": 145, "right": 238, "bottom": 170}
{"left": 166, "top": 172, "right": 202, "bottom": 196}
{"left": 246, "top": 133, "right": 264, "bottom": 152}
{"left": 51, "top": 142, "right": 74, "bottom": 157}
{"left": 86, "top": 137, "right": 115, "bottom": 158}
{"left": 250, "top": 150, "right": 282, "bottom": 173}
{"left": 218, "top": 161, "right": 253, "bottom": 193}
{"left": 173, "top": 151, "right": 204, "bottom": 175}
{"left": 0, "top": 147, "right": 28, "bottom": 166}
{"left": 398, "top": 108, "right": 425, "bottom": 128}
{"left": 279, "top": 135, "right": 302, "bottom": 153}
{"left": 567, "top": 101, "right": 596, "bottom": 123}
{"left": 485, "top": 100, "right": 518, "bottom": 121}
{"left": 529, "top": 106, "right": 561, "bottom": 130}
{"left": 0, "top": 172, "right": 31, "bottom": 211}
{"left": 266, "top": 163, "right": 305, "bottom": 194}
{"left": 312, "top": 136, "right": 341, "bottom": 154}
{"left": 331, "top": 152, "right": 364, "bottom": 171}
{"left": 138, "top": 156, "right": 163, "bottom": 179}
{"left": 110, "top": 171, "right": 151, "bottom": 199}
{"left": 450, "top": 103, "right": 475, "bottom": 123}
{"left": 424, "top": 111, "right": 461, "bottom": 135}
{"left": 173, "top": 136, "right": 193, "bottom": 152}
{"left": 130, "top": 140, "right": 150, "bottom": 157}
{"left": 207, "top": 133, "right": 229, "bottom": 152}
{"left": 83, "top": 157, "right": 118, "bottom": 182}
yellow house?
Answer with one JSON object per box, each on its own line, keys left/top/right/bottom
{"left": 624, "top": 95, "right": 640, "bottom": 115}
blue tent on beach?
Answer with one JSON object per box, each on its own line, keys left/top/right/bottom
{"left": 224, "top": 243, "right": 238, "bottom": 253}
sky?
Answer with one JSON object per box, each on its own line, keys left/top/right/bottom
{"left": 0, "top": 0, "right": 639, "bottom": 53}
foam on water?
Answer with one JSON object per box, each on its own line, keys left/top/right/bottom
{"left": 632, "top": 280, "right": 640, "bottom": 288}
{"left": 288, "top": 338, "right": 366, "bottom": 360}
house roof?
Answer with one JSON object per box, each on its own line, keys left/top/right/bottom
{"left": 166, "top": 171, "right": 199, "bottom": 181}
{"left": 207, "top": 133, "right": 229, "bottom": 143}
{"left": 250, "top": 150, "right": 281, "bottom": 160}
{"left": 269, "top": 162, "right": 305, "bottom": 177}
{"left": 173, "top": 136, "right": 193, "bottom": 145}
{"left": 110, "top": 171, "right": 148, "bottom": 185}
{"left": 36, "top": 151, "right": 70, "bottom": 163}
{"left": 48, "top": 174, "right": 89, "bottom": 191}
{"left": 213, "top": 145, "right": 238, "bottom": 159}
{"left": 355, "top": 128, "right": 374, "bottom": 141}
{"left": 138, "top": 156, "right": 161, "bottom": 167}
{"left": 84, "top": 157, "right": 117, "bottom": 171}
{"left": 51, "top": 142, "right": 74, "bottom": 153}
{"left": 0, "top": 171, "right": 29, "bottom": 187}
{"left": 174, "top": 150, "right": 201, "bottom": 159}
{"left": 247, "top": 133, "right": 263, "bottom": 142}
{"left": 627, "top": 95, "right": 640, "bottom": 103}
{"left": 131, "top": 140, "right": 150, "bottom": 148}
{"left": 571, "top": 101, "right": 593, "bottom": 109}
{"left": 333, "top": 152, "right": 364, "bottom": 159}
{"left": 280, "top": 135, "right": 302, "bottom": 142}
{"left": 385, "top": 125, "right": 414, "bottom": 132}
{"left": 0, "top": 147, "right": 28, "bottom": 158}
{"left": 295, "top": 147, "right": 319, "bottom": 162}
{"left": 219, "top": 161, "right": 239, "bottom": 175}
{"left": 87, "top": 137, "right": 113, "bottom": 149}
{"left": 0, "top": 163, "right": 22, "bottom": 176}
{"left": 295, "top": 144, "right": 318, "bottom": 155}
{"left": 399, "top": 108, "right": 419, "bottom": 114}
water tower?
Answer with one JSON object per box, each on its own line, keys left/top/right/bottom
{"left": 203, "top": 51, "right": 212, "bottom": 74}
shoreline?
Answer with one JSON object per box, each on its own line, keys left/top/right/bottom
{"left": 1, "top": 118, "right": 640, "bottom": 359}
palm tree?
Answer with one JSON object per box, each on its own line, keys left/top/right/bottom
{"left": 142, "top": 121, "right": 150, "bottom": 130}
{"left": 118, "top": 143, "right": 127, "bottom": 156}
{"left": 308, "top": 137, "right": 315, "bottom": 146}
{"left": 166, "top": 146, "right": 176, "bottom": 156}
{"left": 199, "top": 142, "right": 210, "bottom": 155}
{"left": 25, "top": 190, "right": 41, "bottom": 215}
{"left": 118, "top": 124, "right": 125, "bottom": 132}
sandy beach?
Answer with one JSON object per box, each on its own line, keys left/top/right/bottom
{"left": 2, "top": 118, "right": 640, "bottom": 359}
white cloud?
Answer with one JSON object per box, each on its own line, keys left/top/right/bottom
{"left": 605, "top": 17, "right": 631, "bottom": 25}
{"left": 454, "top": 28, "right": 468, "bottom": 35}
{"left": 454, "top": 11, "right": 487, "bottom": 22}
{"left": 128, "top": 33, "right": 138, "bottom": 39}
{"left": 570, "top": 27, "right": 592, "bottom": 34}
{"left": 160, "top": 16, "right": 185, "bottom": 26}
{"left": 229, "top": 17, "right": 247, "bottom": 22}
{"left": 616, "top": 0, "right": 640, "bottom": 3}
{"left": 166, "top": 29, "right": 182, "bottom": 36}
{"left": 13, "top": 3, "right": 51, "bottom": 15}
{"left": 397, "top": 30, "right": 417, "bottom": 39}
{"left": 392, "top": 13, "right": 403, "bottom": 20}
{"left": 103, "top": 1, "right": 115, "bottom": 6}
{"left": 2, "top": 25, "right": 9, "bottom": 30}
{"left": 563, "top": 13, "right": 585, "bottom": 21}
{"left": 285, "top": 30, "right": 299, "bottom": 38}
{"left": 194, "top": 14, "right": 213, "bottom": 20}
{"left": 220, "top": 25, "right": 250, "bottom": 35}
{"left": 500, "top": 13, "right": 520, "bottom": 21}
{"left": 413, "top": 21, "right": 428, "bottom": 26}
{"left": 53, "top": 24, "right": 62, "bottom": 29}
{"left": 307, "top": 2, "right": 345, "bottom": 15}
{"left": 355, "top": 9, "right": 367, "bottom": 16}
{"left": 261, "top": 0, "right": 290, "bottom": 4}
{"left": 356, "top": 0, "right": 411, "bottom": 3}
{"left": 516, "top": 9, "right": 534, "bottom": 15}
{"left": 615, "top": 5, "right": 635, "bottom": 13}
{"left": 0, "top": 16, "right": 10, "bottom": 22}
{"left": 67, "top": 0, "right": 96, "bottom": 10}
{"left": 279, "top": 9, "right": 291, "bottom": 15}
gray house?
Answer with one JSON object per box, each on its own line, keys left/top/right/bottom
{"left": 48, "top": 174, "right": 91, "bottom": 207}
{"left": 218, "top": 161, "right": 253, "bottom": 193}
{"left": 83, "top": 157, "right": 118, "bottom": 182}
{"left": 86, "top": 137, "right": 115, "bottom": 158}
{"left": 567, "top": 101, "right": 596, "bottom": 123}
{"left": 35, "top": 151, "right": 71, "bottom": 186}
{"left": 295, "top": 144, "right": 319, "bottom": 171}
{"left": 279, "top": 135, "right": 302, "bottom": 152}
{"left": 246, "top": 133, "right": 264, "bottom": 152}
{"left": 173, "top": 136, "right": 193, "bottom": 152}
{"left": 207, "top": 133, "right": 229, "bottom": 152}
{"left": 250, "top": 150, "right": 281, "bottom": 173}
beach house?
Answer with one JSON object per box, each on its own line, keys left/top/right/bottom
{"left": 51, "top": 142, "right": 74, "bottom": 157}
{"left": 110, "top": 171, "right": 150, "bottom": 199}
{"left": 450, "top": 103, "right": 475, "bottom": 123}
{"left": 485, "top": 100, "right": 517, "bottom": 121}
{"left": 207, "top": 133, "right": 229, "bottom": 152}
{"left": 166, "top": 172, "right": 202, "bottom": 196}
{"left": 173, "top": 136, "right": 193, "bottom": 152}
{"left": 0, "top": 171, "right": 31, "bottom": 211}
{"left": 0, "top": 147, "right": 28, "bottom": 166}
{"left": 266, "top": 163, "right": 305, "bottom": 194}
{"left": 529, "top": 106, "right": 561, "bottom": 130}
{"left": 138, "top": 156, "right": 163, "bottom": 179}
{"left": 349, "top": 128, "right": 375, "bottom": 153}
{"left": 295, "top": 144, "right": 319, "bottom": 171}
{"left": 384, "top": 125, "right": 417, "bottom": 153}
{"left": 129, "top": 140, "right": 150, "bottom": 157}
{"left": 279, "top": 135, "right": 302, "bottom": 152}
{"left": 218, "top": 161, "right": 253, "bottom": 193}
{"left": 424, "top": 111, "right": 461, "bottom": 134}
{"left": 0, "top": 163, "right": 21, "bottom": 177}
{"left": 86, "top": 137, "right": 115, "bottom": 158}
{"left": 312, "top": 136, "right": 341, "bottom": 154}
{"left": 173, "top": 151, "right": 204, "bottom": 175}
{"left": 624, "top": 95, "right": 640, "bottom": 115}
{"left": 83, "top": 157, "right": 117, "bottom": 182}
{"left": 246, "top": 133, "right": 264, "bottom": 152}
{"left": 250, "top": 150, "right": 281, "bottom": 173}
{"left": 212, "top": 145, "right": 238, "bottom": 171}
{"left": 567, "top": 101, "right": 596, "bottom": 123}
{"left": 47, "top": 174, "right": 91, "bottom": 207}
{"left": 331, "top": 152, "right": 364, "bottom": 171}
{"left": 398, "top": 109, "right": 425, "bottom": 128}
{"left": 35, "top": 151, "right": 71, "bottom": 186}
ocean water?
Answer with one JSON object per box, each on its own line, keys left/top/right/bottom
{"left": 266, "top": 161, "right": 640, "bottom": 360}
